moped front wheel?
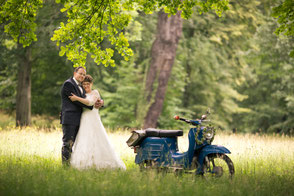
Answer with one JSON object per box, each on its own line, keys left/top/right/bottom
{"left": 202, "top": 153, "right": 234, "bottom": 178}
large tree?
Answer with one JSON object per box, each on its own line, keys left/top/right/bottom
{"left": 143, "top": 11, "right": 182, "bottom": 128}
{"left": 15, "top": 45, "right": 32, "bottom": 126}
{"left": 0, "top": 0, "right": 42, "bottom": 126}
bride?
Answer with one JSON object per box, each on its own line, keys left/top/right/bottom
{"left": 69, "top": 75, "right": 126, "bottom": 170}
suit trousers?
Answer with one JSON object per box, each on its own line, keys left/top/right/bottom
{"left": 61, "top": 124, "right": 79, "bottom": 165}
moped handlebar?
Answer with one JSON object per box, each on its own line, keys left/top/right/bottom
{"left": 174, "top": 115, "right": 201, "bottom": 126}
{"left": 174, "top": 115, "right": 187, "bottom": 122}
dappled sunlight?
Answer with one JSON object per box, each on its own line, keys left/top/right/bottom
{"left": 0, "top": 127, "right": 62, "bottom": 159}
{"left": 1, "top": 128, "right": 293, "bottom": 172}
{"left": 0, "top": 128, "right": 135, "bottom": 166}
{"left": 0, "top": 128, "right": 294, "bottom": 195}
{"left": 212, "top": 133, "right": 294, "bottom": 166}
{"left": 178, "top": 132, "right": 294, "bottom": 159}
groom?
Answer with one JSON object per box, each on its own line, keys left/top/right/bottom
{"left": 60, "top": 66, "right": 103, "bottom": 165}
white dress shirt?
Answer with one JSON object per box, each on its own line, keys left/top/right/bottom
{"left": 73, "top": 77, "right": 83, "bottom": 94}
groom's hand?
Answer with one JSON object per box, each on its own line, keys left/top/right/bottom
{"left": 94, "top": 99, "right": 104, "bottom": 109}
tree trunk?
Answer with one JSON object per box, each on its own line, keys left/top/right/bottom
{"left": 143, "top": 11, "right": 182, "bottom": 129}
{"left": 16, "top": 45, "right": 32, "bottom": 127}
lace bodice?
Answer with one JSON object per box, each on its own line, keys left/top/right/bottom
{"left": 85, "top": 90, "right": 101, "bottom": 106}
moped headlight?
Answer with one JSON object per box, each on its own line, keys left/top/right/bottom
{"left": 205, "top": 132, "right": 213, "bottom": 139}
{"left": 204, "top": 127, "right": 215, "bottom": 141}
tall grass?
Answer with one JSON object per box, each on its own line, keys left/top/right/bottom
{"left": 0, "top": 127, "right": 293, "bottom": 195}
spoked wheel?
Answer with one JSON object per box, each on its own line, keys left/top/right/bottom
{"left": 202, "top": 153, "right": 234, "bottom": 178}
{"left": 139, "top": 161, "right": 170, "bottom": 176}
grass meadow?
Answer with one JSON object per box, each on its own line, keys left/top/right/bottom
{"left": 0, "top": 125, "right": 293, "bottom": 196}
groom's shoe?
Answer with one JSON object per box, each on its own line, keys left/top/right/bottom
{"left": 61, "top": 140, "right": 74, "bottom": 168}
{"left": 62, "top": 153, "right": 71, "bottom": 168}
{"left": 62, "top": 160, "right": 71, "bottom": 169}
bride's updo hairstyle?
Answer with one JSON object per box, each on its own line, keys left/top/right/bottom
{"left": 83, "top": 75, "right": 93, "bottom": 83}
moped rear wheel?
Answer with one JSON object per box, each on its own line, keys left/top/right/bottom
{"left": 139, "top": 160, "right": 156, "bottom": 171}
{"left": 139, "top": 161, "right": 169, "bottom": 175}
{"left": 202, "top": 153, "right": 234, "bottom": 178}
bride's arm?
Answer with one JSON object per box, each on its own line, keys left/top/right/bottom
{"left": 62, "top": 82, "right": 93, "bottom": 109}
{"left": 69, "top": 91, "right": 100, "bottom": 106}
{"left": 88, "top": 90, "right": 100, "bottom": 106}
{"left": 69, "top": 93, "right": 90, "bottom": 105}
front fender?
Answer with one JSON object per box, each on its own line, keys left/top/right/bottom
{"left": 197, "top": 145, "right": 231, "bottom": 166}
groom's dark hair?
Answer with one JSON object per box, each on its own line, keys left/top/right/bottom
{"left": 74, "top": 66, "right": 85, "bottom": 73}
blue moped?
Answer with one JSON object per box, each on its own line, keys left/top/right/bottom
{"left": 126, "top": 113, "right": 235, "bottom": 177}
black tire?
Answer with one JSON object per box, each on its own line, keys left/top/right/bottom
{"left": 139, "top": 161, "right": 170, "bottom": 176}
{"left": 202, "top": 153, "right": 234, "bottom": 178}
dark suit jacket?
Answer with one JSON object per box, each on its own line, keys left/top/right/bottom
{"left": 60, "top": 77, "right": 93, "bottom": 125}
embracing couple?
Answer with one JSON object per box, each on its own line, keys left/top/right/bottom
{"left": 60, "top": 66, "right": 126, "bottom": 170}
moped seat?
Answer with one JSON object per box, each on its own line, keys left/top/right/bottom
{"left": 145, "top": 128, "right": 183, "bottom": 137}
{"left": 126, "top": 128, "right": 183, "bottom": 147}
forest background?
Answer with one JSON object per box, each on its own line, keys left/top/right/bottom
{"left": 0, "top": 0, "right": 293, "bottom": 135}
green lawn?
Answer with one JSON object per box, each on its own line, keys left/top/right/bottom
{"left": 0, "top": 128, "right": 293, "bottom": 196}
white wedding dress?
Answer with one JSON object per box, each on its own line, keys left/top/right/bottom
{"left": 70, "top": 90, "right": 126, "bottom": 170}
